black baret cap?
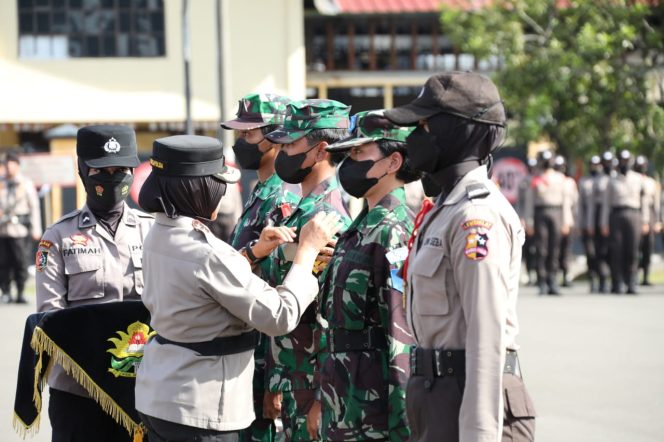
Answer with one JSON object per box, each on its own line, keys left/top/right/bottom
{"left": 76, "top": 125, "right": 140, "bottom": 168}
{"left": 384, "top": 71, "right": 506, "bottom": 127}
{"left": 149, "top": 135, "right": 240, "bottom": 183}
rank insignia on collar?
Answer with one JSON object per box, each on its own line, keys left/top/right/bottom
{"left": 192, "top": 219, "right": 210, "bottom": 234}
{"left": 70, "top": 233, "right": 90, "bottom": 246}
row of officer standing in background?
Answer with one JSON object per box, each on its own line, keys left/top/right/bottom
{"left": 30, "top": 71, "right": 534, "bottom": 442}
{"left": 518, "top": 148, "right": 661, "bottom": 296}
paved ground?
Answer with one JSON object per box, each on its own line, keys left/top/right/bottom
{"left": 0, "top": 279, "right": 663, "bottom": 441}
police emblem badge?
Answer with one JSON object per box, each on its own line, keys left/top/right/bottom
{"left": 103, "top": 137, "right": 121, "bottom": 153}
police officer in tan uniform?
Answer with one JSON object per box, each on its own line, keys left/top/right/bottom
{"left": 523, "top": 150, "right": 568, "bottom": 295}
{"left": 134, "top": 135, "right": 341, "bottom": 442}
{"left": 634, "top": 155, "right": 661, "bottom": 286}
{"left": 554, "top": 155, "right": 578, "bottom": 287}
{"left": 600, "top": 150, "right": 648, "bottom": 294}
{"left": 385, "top": 72, "right": 535, "bottom": 442}
{"left": 35, "top": 125, "right": 154, "bottom": 441}
{"left": 592, "top": 151, "right": 615, "bottom": 293}
{"left": 578, "top": 156, "right": 602, "bottom": 292}
{"left": 0, "top": 151, "right": 42, "bottom": 303}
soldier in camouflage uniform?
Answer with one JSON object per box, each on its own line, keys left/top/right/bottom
{"left": 220, "top": 93, "right": 301, "bottom": 442}
{"left": 246, "top": 99, "right": 352, "bottom": 441}
{"left": 309, "top": 110, "right": 419, "bottom": 441}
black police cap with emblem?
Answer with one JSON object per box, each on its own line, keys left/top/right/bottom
{"left": 149, "top": 135, "right": 240, "bottom": 183}
{"left": 76, "top": 125, "right": 140, "bottom": 168}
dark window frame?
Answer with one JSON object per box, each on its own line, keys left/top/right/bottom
{"left": 17, "top": 0, "right": 166, "bottom": 59}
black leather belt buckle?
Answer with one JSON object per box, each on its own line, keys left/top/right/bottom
{"left": 328, "top": 327, "right": 387, "bottom": 353}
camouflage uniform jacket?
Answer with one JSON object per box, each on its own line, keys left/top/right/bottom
{"left": 229, "top": 173, "right": 300, "bottom": 250}
{"left": 263, "top": 176, "right": 351, "bottom": 394}
{"left": 316, "top": 187, "right": 414, "bottom": 441}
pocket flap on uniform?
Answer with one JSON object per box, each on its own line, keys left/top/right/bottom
{"left": 505, "top": 384, "right": 537, "bottom": 418}
{"left": 64, "top": 256, "right": 103, "bottom": 275}
{"left": 412, "top": 246, "right": 445, "bottom": 278}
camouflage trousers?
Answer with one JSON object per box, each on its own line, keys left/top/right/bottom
{"left": 280, "top": 388, "right": 317, "bottom": 442}
{"left": 240, "top": 334, "right": 276, "bottom": 442}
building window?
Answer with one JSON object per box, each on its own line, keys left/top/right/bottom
{"left": 17, "top": 0, "right": 165, "bottom": 59}
{"left": 305, "top": 14, "right": 500, "bottom": 73}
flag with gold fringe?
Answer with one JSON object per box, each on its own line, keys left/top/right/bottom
{"left": 13, "top": 301, "right": 154, "bottom": 442}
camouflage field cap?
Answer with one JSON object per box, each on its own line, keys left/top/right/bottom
{"left": 265, "top": 99, "right": 351, "bottom": 144}
{"left": 326, "top": 109, "right": 416, "bottom": 152}
{"left": 220, "top": 93, "right": 290, "bottom": 130}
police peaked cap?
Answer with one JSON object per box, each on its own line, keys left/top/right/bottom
{"left": 149, "top": 135, "right": 240, "bottom": 183}
{"left": 76, "top": 125, "right": 140, "bottom": 168}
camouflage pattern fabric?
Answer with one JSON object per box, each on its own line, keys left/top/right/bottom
{"left": 230, "top": 174, "right": 300, "bottom": 442}
{"left": 229, "top": 173, "right": 301, "bottom": 250}
{"left": 316, "top": 187, "right": 414, "bottom": 441}
{"left": 261, "top": 176, "right": 351, "bottom": 442}
{"left": 265, "top": 99, "right": 351, "bottom": 144}
{"left": 221, "top": 93, "right": 290, "bottom": 130}
{"left": 327, "top": 109, "right": 417, "bottom": 152}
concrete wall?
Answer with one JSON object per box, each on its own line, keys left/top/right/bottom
{"left": 0, "top": 0, "right": 305, "bottom": 137}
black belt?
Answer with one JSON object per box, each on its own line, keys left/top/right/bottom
{"left": 154, "top": 330, "right": 259, "bottom": 356}
{"left": 326, "top": 327, "right": 387, "bottom": 353}
{"left": 410, "top": 348, "right": 520, "bottom": 378}
{"left": 611, "top": 206, "right": 639, "bottom": 211}
{"left": 535, "top": 205, "right": 562, "bottom": 210}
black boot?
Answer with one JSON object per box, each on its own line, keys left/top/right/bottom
{"left": 14, "top": 293, "right": 27, "bottom": 304}
{"left": 599, "top": 277, "right": 608, "bottom": 294}
{"left": 641, "top": 267, "right": 651, "bottom": 286}
{"left": 548, "top": 277, "right": 561, "bottom": 296}
{"left": 589, "top": 276, "right": 598, "bottom": 293}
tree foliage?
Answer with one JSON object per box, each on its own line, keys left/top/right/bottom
{"left": 441, "top": 0, "right": 664, "bottom": 167}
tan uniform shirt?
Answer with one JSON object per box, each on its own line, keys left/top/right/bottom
{"left": 36, "top": 204, "right": 154, "bottom": 395}
{"left": 522, "top": 168, "right": 568, "bottom": 229}
{"left": 600, "top": 170, "right": 647, "bottom": 229}
{"left": 0, "top": 173, "right": 42, "bottom": 238}
{"left": 562, "top": 175, "right": 579, "bottom": 230}
{"left": 641, "top": 174, "right": 660, "bottom": 228}
{"left": 577, "top": 176, "right": 595, "bottom": 232}
{"left": 135, "top": 214, "right": 319, "bottom": 431}
{"left": 407, "top": 165, "right": 525, "bottom": 442}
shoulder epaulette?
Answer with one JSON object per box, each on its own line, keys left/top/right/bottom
{"left": 466, "top": 183, "right": 490, "bottom": 200}
{"left": 53, "top": 209, "right": 81, "bottom": 225}
{"left": 135, "top": 210, "right": 155, "bottom": 219}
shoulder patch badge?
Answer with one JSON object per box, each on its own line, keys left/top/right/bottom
{"left": 462, "top": 219, "right": 492, "bottom": 261}
{"left": 36, "top": 250, "right": 49, "bottom": 272}
{"left": 39, "top": 239, "right": 54, "bottom": 249}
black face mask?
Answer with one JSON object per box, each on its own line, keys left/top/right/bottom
{"left": 421, "top": 174, "right": 442, "bottom": 198}
{"left": 590, "top": 169, "right": 599, "bottom": 177}
{"left": 338, "top": 156, "right": 388, "bottom": 199}
{"left": 619, "top": 164, "right": 629, "bottom": 175}
{"left": 275, "top": 143, "right": 319, "bottom": 184}
{"left": 84, "top": 171, "right": 133, "bottom": 210}
{"left": 603, "top": 165, "right": 613, "bottom": 175}
{"left": 232, "top": 138, "right": 264, "bottom": 170}
{"left": 405, "top": 126, "right": 440, "bottom": 174}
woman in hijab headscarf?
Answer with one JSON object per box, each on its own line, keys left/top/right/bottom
{"left": 135, "top": 135, "right": 341, "bottom": 442}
